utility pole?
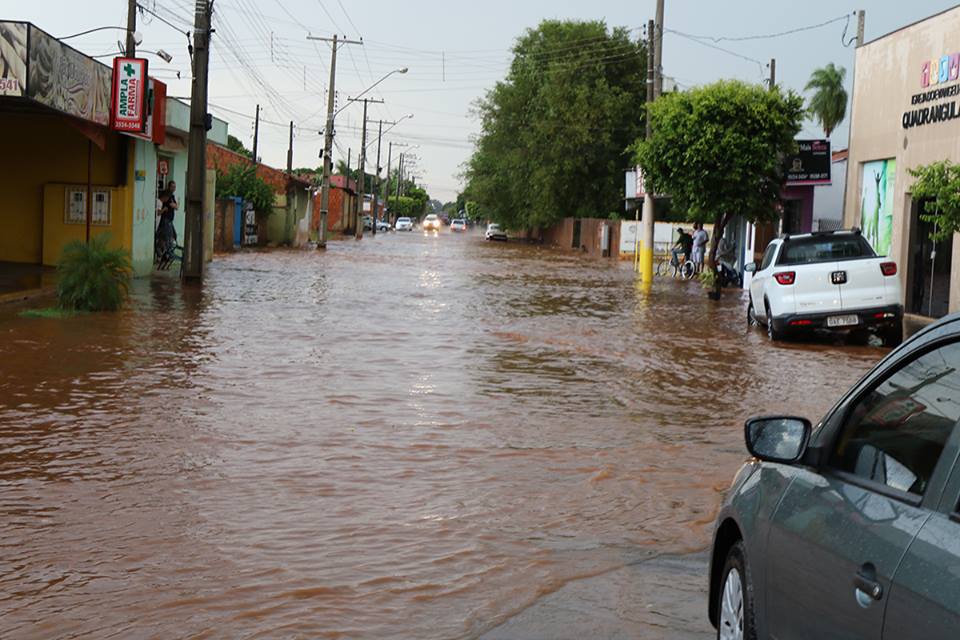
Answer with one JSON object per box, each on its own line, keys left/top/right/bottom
{"left": 856, "top": 10, "right": 865, "bottom": 47}
{"left": 125, "top": 0, "right": 137, "bottom": 56}
{"left": 640, "top": 18, "right": 656, "bottom": 283}
{"left": 183, "top": 0, "right": 213, "bottom": 282}
{"left": 251, "top": 104, "right": 260, "bottom": 164}
{"left": 395, "top": 153, "right": 404, "bottom": 205}
{"left": 306, "top": 34, "right": 362, "bottom": 248}
{"left": 346, "top": 147, "right": 352, "bottom": 232}
{"left": 382, "top": 141, "right": 393, "bottom": 224}
{"left": 653, "top": 0, "right": 664, "bottom": 98}
{"left": 371, "top": 119, "right": 383, "bottom": 235}
{"left": 349, "top": 97, "right": 385, "bottom": 240}
{"left": 286, "top": 121, "right": 293, "bottom": 173}
{"left": 768, "top": 58, "right": 776, "bottom": 90}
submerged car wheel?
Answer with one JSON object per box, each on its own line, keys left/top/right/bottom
{"left": 718, "top": 541, "right": 756, "bottom": 640}
{"left": 747, "top": 296, "right": 759, "bottom": 328}
{"left": 765, "top": 302, "right": 783, "bottom": 341}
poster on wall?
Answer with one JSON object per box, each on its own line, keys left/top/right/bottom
{"left": 0, "top": 22, "right": 27, "bottom": 96}
{"left": 27, "top": 25, "right": 111, "bottom": 125}
{"left": 860, "top": 159, "right": 896, "bottom": 256}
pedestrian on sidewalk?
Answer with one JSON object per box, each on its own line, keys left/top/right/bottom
{"left": 691, "top": 222, "right": 709, "bottom": 272}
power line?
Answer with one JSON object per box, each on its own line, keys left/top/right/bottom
{"left": 671, "top": 14, "right": 852, "bottom": 43}
{"left": 665, "top": 29, "right": 765, "bottom": 76}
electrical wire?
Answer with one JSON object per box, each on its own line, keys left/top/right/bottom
{"left": 672, "top": 14, "right": 852, "bottom": 43}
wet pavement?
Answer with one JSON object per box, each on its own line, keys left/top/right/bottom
{"left": 0, "top": 228, "right": 886, "bottom": 638}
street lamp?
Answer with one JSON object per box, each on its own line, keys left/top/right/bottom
{"left": 334, "top": 68, "right": 408, "bottom": 118}
{"left": 60, "top": 25, "right": 143, "bottom": 43}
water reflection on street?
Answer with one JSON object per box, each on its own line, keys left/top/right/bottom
{"left": 0, "top": 229, "right": 883, "bottom": 638}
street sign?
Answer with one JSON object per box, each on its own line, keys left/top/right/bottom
{"left": 111, "top": 57, "right": 148, "bottom": 133}
{"left": 785, "top": 139, "right": 831, "bottom": 186}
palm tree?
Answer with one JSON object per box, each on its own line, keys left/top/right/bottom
{"left": 805, "top": 63, "right": 848, "bottom": 137}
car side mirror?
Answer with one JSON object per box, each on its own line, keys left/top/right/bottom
{"left": 744, "top": 416, "right": 811, "bottom": 464}
{"left": 744, "top": 262, "right": 757, "bottom": 273}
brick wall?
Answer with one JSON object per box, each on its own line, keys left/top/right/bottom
{"left": 206, "top": 144, "right": 310, "bottom": 194}
{"left": 541, "top": 217, "right": 620, "bottom": 259}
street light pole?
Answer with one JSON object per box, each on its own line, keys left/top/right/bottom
{"left": 372, "top": 119, "right": 382, "bottom": 236}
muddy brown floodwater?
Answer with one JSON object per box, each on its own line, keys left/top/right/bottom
{"left": 0, "top": 230, "right": 885, "bottom": 639}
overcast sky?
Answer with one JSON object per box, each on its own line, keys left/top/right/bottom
{"left": 11, "top": 0, "right": 959, "bottom": 201}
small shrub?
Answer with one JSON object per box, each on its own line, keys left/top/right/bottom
{"left": 56, "top": 235, "right": 132, "bottom": 312}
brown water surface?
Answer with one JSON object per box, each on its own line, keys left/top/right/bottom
{"left": 0, "top": 230, "right": 883, "bottom": 638}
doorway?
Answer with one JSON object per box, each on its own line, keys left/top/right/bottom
{"left": 781, "top": 200, "right": 803, "bottom": 235}
{"left": 907, "top": 198, "right": 953, "bottom": 318}
{"left": 571, "top": 219, "right": 581, "bottom": 249}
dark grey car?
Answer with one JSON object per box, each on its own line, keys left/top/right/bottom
{"left": 708, "top": 313, "right": 960, "bottom": 639}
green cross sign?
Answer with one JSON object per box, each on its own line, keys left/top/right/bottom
{"left": 123, "top": 63, "right": 135, "bottom": 76}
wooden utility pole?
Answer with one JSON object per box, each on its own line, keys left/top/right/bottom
{"left": 125, "top": 0, "right": 137, "bottom": 56}
{"left": 286, "top": 121, "right": 294, "bottom": 173}
{"left": 371, "top": 119, "right": 383, "bottom": 235}
{"left": 251, "top": 104, "right": 260, "bottom": 164}
{"left": 183, "top": 0, "right": 213, "bottom": 281}
{"left": 769, "top": 58, "right": 776, "bottom": 90}
{"left": 382, "top": 141, "right": 393, "bottom": 225}
{"left": 395, "top": 153, "right": 404, "bottom": 204}
{"left": 346, "top": 147, "right": 352, "bottom": 231}
{"left": 306, "top": 34, "right": 362, "bottom": 248}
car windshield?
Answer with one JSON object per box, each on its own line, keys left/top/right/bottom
{"left": 777, "top": 235, "right": 876, "bottom": 265}
{"left": 426, "top": 215, "right": 438, "bottom": 220}
{"left": 398, "top": 218, "right": 410, "bottom": 222}
{"left": 488, "top": 224, "right": 501, "bottom": 231}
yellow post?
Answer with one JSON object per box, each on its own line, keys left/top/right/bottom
{"left": 640, "top": 193, "right": 655, "bottom": 283}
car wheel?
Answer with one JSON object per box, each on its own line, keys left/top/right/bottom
{"left": 882, "top": 322, "right": 903, "bottom": 348}
{"left": 765, "top": 302, "right": 783, "bottom": 341}
{"left": 717, "top": 541, "right": 757, "bottom": 640}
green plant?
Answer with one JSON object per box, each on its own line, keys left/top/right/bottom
{"left": 805, "top": 63, "right": 847, "bottom": 137}
{"left": 216, "top": 163, "right": 276, "bottom": 214}
{"left": 56, "top": 235, "right": 132, "bottom": 312}
{"left": 908, "top": 160, "right": 960, "bottom": 241}
{"left": 698, "top": 268, "right": 717, "bottom": 290}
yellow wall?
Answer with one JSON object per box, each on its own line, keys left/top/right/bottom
{"left": 0, "top": 112, "right": 129, "bottom": 264}
{"left": 42, "top": 184, "right": 130, "bottom": 266}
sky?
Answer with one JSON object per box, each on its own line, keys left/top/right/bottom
{"left": 9, "top": 0, "right": 960, "bottom": 202}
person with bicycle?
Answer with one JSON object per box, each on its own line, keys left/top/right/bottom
{"left": 155, "top": 181, "right": 179, "bottom": 270}
{"left": 671, "top": 228, "right": 693, "bottom": 267}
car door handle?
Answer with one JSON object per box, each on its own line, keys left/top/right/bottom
{"left": 854, "top": 567, "right": 883, "bottom": 601}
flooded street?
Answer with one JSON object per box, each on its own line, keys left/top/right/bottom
{"left": 0, "top": 230, "right": 885, "bottom": 639}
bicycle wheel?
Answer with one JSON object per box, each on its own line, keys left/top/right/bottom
{"left": 680, "top": 260, "right": 696, "bottom": 280}
{"left": 655, "top": 259, "right": 670, "bottom": 277}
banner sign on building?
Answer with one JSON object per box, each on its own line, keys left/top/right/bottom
{"left": 0, "top": 22, "right": 27, "bottom": 96}
{"left": 27, "top": 25, "right": 111, "bottom": 125}
{"left": 785, "top": 139, "right": 831, "bottom": 186}
{"left": 860, "top": 158, "right": 896, "bottom": 257}
{"left": 111, "top": 57, "right": 148, "bottom": 133}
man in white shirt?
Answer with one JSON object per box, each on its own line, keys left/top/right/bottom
{"left": 691, "top": 222, "right": 709, "bottom": 272}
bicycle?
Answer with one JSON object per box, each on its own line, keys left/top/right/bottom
{"left": 655, "top": 252, "right": 696, "bottom": 280}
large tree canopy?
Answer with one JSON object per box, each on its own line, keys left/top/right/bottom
{"left": 632, "top": 80, "right": 804, "bottom": 291}
{"left": 465, "top": 20, "right": 647, "bottom": 230}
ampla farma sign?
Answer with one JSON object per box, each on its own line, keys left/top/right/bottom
{"left": 111, "top": 57, "right": 148, "bottom": 132}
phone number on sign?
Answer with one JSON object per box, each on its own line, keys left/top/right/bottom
{"left": 0, "top": 77, "right": 22, "bottom": 94}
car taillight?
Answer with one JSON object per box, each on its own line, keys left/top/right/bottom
{"left": 880, "top": 262, "right": 897, "bottom": 276}
{"left": 774, "top": 271, "right": 795, "bottom": 285}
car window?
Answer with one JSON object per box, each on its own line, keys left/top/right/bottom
{"left": 830, "top": 341, "right": 960, "bottom": 496}
{"left": 759, "top": 244, "right": 778, "bottom": 271}
{"left": 778, "top": 235, "right": 876, "bottom": 265}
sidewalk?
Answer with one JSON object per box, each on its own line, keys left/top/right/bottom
{"left": 480, "top": 552, "right": 713, "bottom": 640}
{"left": 0, "top": 263, "right": 56, "bottom": 305}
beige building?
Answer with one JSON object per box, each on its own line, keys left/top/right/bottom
{"left": 845, "top": 5, "right": 960, "bottom": 319}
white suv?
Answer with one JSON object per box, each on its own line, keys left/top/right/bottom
{"left": 745, "top": 230, "right": 903, "bottom": 345}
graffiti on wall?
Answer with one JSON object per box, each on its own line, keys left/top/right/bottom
{"left": 860, "top": 159, "right": 896, "bottom": 257}
{"left": 0, "top": 22, "right": 27, "bottom": 96}
{"left": 27, "top": 25, "right": 111, "bottom": 125}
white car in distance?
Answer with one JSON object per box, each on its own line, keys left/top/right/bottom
{"left": 745, "top": 229, "right": 903, "bottom": 345}
{"left": 395, "top": 217, "right": 414, "bottom": 231}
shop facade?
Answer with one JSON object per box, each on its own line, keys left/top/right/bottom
{"left": 844, "top": 5, "right": 960, "bottom": 318}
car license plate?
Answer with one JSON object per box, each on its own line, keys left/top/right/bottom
{"left": 827, "top": 314, "right": 859, "bottom": 327}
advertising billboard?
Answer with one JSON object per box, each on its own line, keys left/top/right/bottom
{"left": 860, "top": 159, "right": 896, "bottom": 257}
{"left": 0, "top": 22, "right": 27, "bottom": 96}
{"left": 27, "top": 25, "right": 111, "bottom": 125}
{"left": 785, "top": 139, "right": 831, "bottom": 186}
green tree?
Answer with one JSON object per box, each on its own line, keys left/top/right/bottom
{"left": 632, "top": 80, "right": 804, "bottom": 295}
{"left": 908, "top": 160, "right": 960, "bottom": 241}
{"left": 227, "top": 134, "right": 252, "bottom": 158}
{"left": 805, "top": 63, "right": 847, "bottom": 137}
{"left": 465, "top": 20, "right": 646, "bottom": 230}
{"left": 216, "top": 163, "right": 276, "bottom": 214}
